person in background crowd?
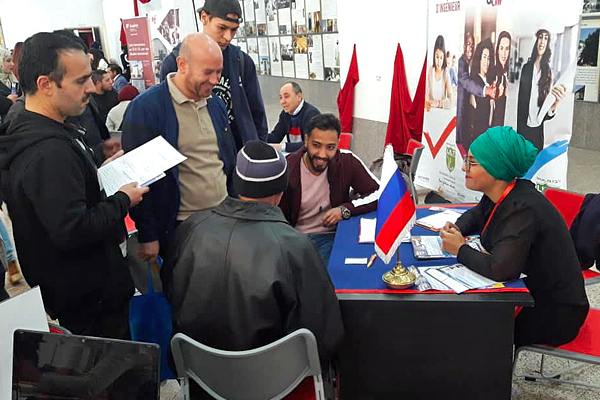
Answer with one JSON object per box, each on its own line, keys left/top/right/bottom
{"left": 279, "top": 114, "right": 379, "bottom": 263}
{"left": 120, "top": 45, "right": 130, "bottom": 81}
{"left": 11, "top": 42, "right": 23, "bottom": 96}
{"left": 0, "top": 48, "right": 17, "bottom": 102}
{"left": 122, "top": 33, "right": 237, "bottom": 265}
{"left": 469, "top": 38, "right": 495, "bottom": 148}
{"left": 165, "top": 140, "right": 344, "bottom": 399}
{"left": 267, "top": 81, "right": 321, "bottom": 153}
{"left": 491, "top": 31, "right": 511, "bottom": 127}
{"left": 108, "top": 64, "right": 128, "bottom": 94}
{"left": 425, "top": 35, "right": 453, "bottom": 111}
{"left": 90, "top": 47, "right": 109, "bottom": 70}
{"left": 440, "top": 126, "right": 589, "bottom": 347}
{"left": 0, "top": 32, "right": 149, "bottom": 338}
{"left": 106, "top": 85, "right": 139, "bottom": 131}
{"left": 160, "top": 0, "right": 268, "bottom": 150}
{"left": 90, "top": 69, "right": 119, "bottom": 122}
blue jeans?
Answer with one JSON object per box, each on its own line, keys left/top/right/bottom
{"left": 0, "top": 218, "right": 15, "bottom": 263}
{"left": 308, "top": 233, "right": 335, "bottom": 266}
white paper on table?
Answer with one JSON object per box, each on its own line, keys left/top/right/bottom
{"left": 415, "top": 210, "right": 463, "bottom": 231}
{"left": 98, "top": 136, "right": 186, "bottom": 196}
{"left": 425, "top": 268, "right": 469, "bottom": 293}
{"left": 359, "top": 218, "right": 376, "bottom": 243}
{"left": 0, "top": 287, "right": 49, "bottom": 400}
{"left": 439, "top": 264, "right": 499, "bottom": 290}
{"left": 345, "top": 258, "right": 368, "bottom": 265}
{"left": 417, "top": 266, "right": 451, "bottom": 291}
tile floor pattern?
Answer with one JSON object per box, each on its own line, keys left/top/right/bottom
{"left": 4, "top": 146, "right": 600, "bottom": 399}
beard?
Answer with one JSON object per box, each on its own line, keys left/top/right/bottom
{"left": 306, "top": 151, "right": 330, "bottom": 173}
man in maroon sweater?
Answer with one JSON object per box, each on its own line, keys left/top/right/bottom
{"left": 279, "top": 114, "right": 379, "bottom": 263}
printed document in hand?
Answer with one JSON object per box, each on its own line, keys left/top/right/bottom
{"left": 415, "top": 209, "right": 463, "bottom": 231}
{"left": 98, "top": 136, "right": 187, "bottom": 196}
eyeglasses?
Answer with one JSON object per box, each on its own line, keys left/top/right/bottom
{"left": 463, "top": 158, "right": 480, "bottom": 172}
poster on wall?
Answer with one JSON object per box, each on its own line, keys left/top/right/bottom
{"left": 280, "top": 35, "right": 296, "bottom": 77}
{"left": 247, "top": 37, "right": 260, "bottom": 66}
{"left": 293, "top": 35, "right": 309, "bottom": 79}
{"left": 415, "top": 0, "right": 582, "bottom": 202}
{"left": 575, "top": 19, "right": 600, "bottom": 102}
{"left": 323, "top": 33, "right": 340, "bottom": 81}
{"left": 278, "top": 3, "right": 292, "bottom": 35}
{"left": 123, "top": 17, "right": 155, "bottom": 92}
{"left": 292, "top": 4, "right": 307, "bottom": 34}
{"left": 258, "top": 37, "right": 271, "bottom": 75}
{"left": 321, "top": 0, "right": 338, "bottom": 32}
{"left": 266, "top": 0, "right": 279, "bottom": 35}
{"left": 308, "top": 34, "right": 324, "bottom": 80}
{"left": 237, "top": 36, "right": 248, "bottom": 53}
{"left": 270, "top": 36, "right": 283, "bottom": 76}
{"left": 583, "top": 0, "right": 600, "bottom": 16}
{"left": 256, "top": 0, "right": 268, "bottom": 38}
{"left": 244, "top": 0, "right": 257, "bottom": 36}
{"left": 148, "top": 9, "right": 181, "bottom": 83}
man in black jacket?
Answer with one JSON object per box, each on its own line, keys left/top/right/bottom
{"left": 0, "top": 32, "right": 149, "bottom": 338}
{"left": 267, "top": 81, "right": 321, "bottom": 153}
{"left": 165, "top": 141, "right": 343, "bottom": 380}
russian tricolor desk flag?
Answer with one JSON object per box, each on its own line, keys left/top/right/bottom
{"left": 374, "top": 144, "right": 416, "bottom": 264}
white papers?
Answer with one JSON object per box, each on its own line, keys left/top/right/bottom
{"left": 280, "top": 36, "right": 295, "bottom": 77}
{"left": 359, "top": 218, "right": 377, "bottom": 243}
{"left": 0, "top": 287, "right": 49, "bottom": 400}
{"left": 269, "top": 37, "right": 282, "bottom": 76}
{"left": 308, "top": 34, "right": 324, "bottom": 80}
{"left": 423, "top": 264, "right": 500, "bottom": 294}
{"left": 412, "top": 236, "right": 453, "bottom": 259}
{"left": 345, "top": 258, "right": 368, "bottom": 265}
{"left": 98, "top": 136, "right": 187, "bottom": 196}
{"left": 415, "top": 209, "right": 463, "bottom": 231}
{"left": 278, "top": 7, "right": 291, "bottom": 34}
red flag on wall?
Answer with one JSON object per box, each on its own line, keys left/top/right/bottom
{"left": 120, "top": 19, "right": 127, "bottom": 45}
{"left": 384, "top": 44, "right": 427, "bottom": 153}
{"left": 337, "top": 44, "right": 360, "bottom": 133}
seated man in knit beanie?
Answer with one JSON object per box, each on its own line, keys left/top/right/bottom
{"left": 164, "top": 141, "right": 344, "bottom": 393}
{"left": 267, "top": 81, "right": 321, "bottom": 153}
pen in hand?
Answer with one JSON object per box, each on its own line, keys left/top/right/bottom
{"left": 367, "top": 254, "right": 377, "bottom": 268}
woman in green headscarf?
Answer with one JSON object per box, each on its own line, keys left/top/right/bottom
{"left": 440, "top": 126, "right": 588, "bottom": 347}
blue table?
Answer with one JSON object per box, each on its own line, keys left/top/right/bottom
{"left": 329, "top": 205, "right": 533, "bottom": 400}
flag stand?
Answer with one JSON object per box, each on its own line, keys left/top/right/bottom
{"left": 382, "top": 250, "right": 416, "bottom": 290}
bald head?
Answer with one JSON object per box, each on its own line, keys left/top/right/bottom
{"left": 174, "top": 33, "right": 223, "bottom": 101}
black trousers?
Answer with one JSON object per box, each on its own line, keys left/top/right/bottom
{"left": 59, "top": 302, "right": 131, "bottom": 340}
{"left": 514, "top": 302, "right": 589, "bottom": 347}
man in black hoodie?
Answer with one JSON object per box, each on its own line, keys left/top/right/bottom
{"left": 0, "top": 32, "right": 149, "bottom": 338}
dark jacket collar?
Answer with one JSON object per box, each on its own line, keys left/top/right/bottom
{"left": 213, "top": 196, "right": 289, "bottom": 223}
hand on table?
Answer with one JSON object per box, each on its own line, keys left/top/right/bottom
{"left": 322, "top": 207, "right": 343, "bottom": 227}
{"left": 440, "top": 225, "right": 466, "bottom": 255}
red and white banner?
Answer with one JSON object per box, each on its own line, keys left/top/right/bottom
{"left": 122, "top": 16, "right": 155, "bottom": 92}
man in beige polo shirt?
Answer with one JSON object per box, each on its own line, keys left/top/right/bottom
{"left": 122, "top": 33, "right": 237, "bottom": 263}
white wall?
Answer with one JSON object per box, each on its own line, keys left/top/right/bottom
{"left": 338, "top": 1, "right": 428, "bottom": 123}
{"left": 0, "top": 0, "right": 107, "bottom": 49}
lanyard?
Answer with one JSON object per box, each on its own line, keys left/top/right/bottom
{"left": 481, "top": 180, "right": 516, "bottom": 235}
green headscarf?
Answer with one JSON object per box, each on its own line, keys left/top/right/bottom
{"left": 469, "top": 126, "right": 538, "bottom": 181}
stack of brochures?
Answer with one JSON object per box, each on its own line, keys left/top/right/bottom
{"left": 420, "top": 264, "right": 500, "bottom": 293}
{"left": 415, "top": 209, "right": 464, "bottom": 231}
{"left": 411, "top": 236, "right": 484, "bottom": 259}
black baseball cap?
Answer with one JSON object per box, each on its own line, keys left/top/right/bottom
{"left": 198, "top": 0, "right": 243, "bottom": 24}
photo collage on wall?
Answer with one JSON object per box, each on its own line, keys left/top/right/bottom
{"left": 230, "top": 0, "right": 338, "bottom": 81}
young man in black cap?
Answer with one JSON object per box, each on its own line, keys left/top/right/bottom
{"left": 160, "top": 0, "right": 268, "bottom": 151}
{"left": 165, "top": 141, "right": 343, "bottom": 397}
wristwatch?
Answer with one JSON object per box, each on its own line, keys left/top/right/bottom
{"left": 339, "top": 206, "right": 351, "bottom": 220}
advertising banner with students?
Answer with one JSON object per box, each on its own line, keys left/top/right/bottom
{"left": 415, "top": 0, "right": 583, "bottom": 202}
{"left": 123, "top": 17, "right": 155, "bottom": 92}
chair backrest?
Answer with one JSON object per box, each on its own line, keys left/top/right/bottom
{"left": 543, "top": 188, "right": 585, "bottom": 229}
{"left": 409, "top": 146, "right": 424, "bottom": 179}
{"left": 170, "top": 329, "right": 322, "bottom": 400}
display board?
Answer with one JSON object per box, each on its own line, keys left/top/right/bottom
{"left": 415, "top": 0, "right": 582, "bottom": 202}
{"left": 230, "top": 0, "right": 339, "bottom": 81}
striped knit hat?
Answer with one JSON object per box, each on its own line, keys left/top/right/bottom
{"left": 234, "top": 140, "right": 289, "bottom": 199}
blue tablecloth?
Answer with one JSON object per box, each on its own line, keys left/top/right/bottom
{"left": 328, "top": 205, "right": 528, "bottom": 294}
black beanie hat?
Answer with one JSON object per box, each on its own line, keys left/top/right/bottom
{"left": 233, "top": 140, "right": 289, "bottom": 199}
